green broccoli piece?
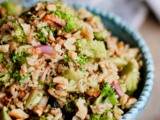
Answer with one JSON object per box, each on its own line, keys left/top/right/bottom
{"left": 11, "top": 51, "right": 30, "bottom": 64}
{"left": 52, "top": 7, "right": 80, "bottom": 32}
{"left": 63, "top": 67, "right": 88, "bottom": 81}
{"left": 76, "top": 39, "right": 107, "bottom": 59}
{"left": 1, "top": 107, "right": 12, "bottom": 120}
{"left": 0, "top": 72, "right": 10, "bottom": 84}
{"left": 121, "top": 60, "right": 140, "bottom": 96}
{"left": 0, "top": 53, "right": 4, "bottom": 63}
{"left": 109, "top": 57, "right": 127, "bottom": 67}
{"left": 90, "top": 114, "right": 101, "bottom": 120}
{"left": 40, "top": 115, "right": 47, "bottom": 120}
{"left": 12, "top": 70, "right": 26, "bottom": 84}
{"left": 94, "top": 31, "right": 107, "bottom": 41}
{"left": 76, "top": 54, "right": 88, "bottom": 65}
{"left": 94, "top": 82, "right": 118, "bottom": 105}
{"left": 35, "top": 26, "right": 52, "bottom": 44}
{"left": 12, "top": 21, "right": 27, "bottom": 43}
{"left": 101, "top": 112, "right": 116, "bottom": 120}
{"left": 1, "top": 1, "right": 22, "bottom": 16}
{"left": 25, "top": 89, "right": 43, "bottom": 110}
{"left": 64, "top": 14, "right": 80, "bottom": 32}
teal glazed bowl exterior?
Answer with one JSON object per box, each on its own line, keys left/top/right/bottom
{"left": 79, "top": 5, "right": 154, "bottom": 120}
{"left": 22, "top": 1, "right": 155, "bottom": 120}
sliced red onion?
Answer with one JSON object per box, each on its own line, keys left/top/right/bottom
{"left": 36, "top": 45, "right": 57, "bottom": 56}
{"left": 40, "top": 67, "right": 50, "bottom": 82}
{"left": 112, "top": 81, "right": 124, "bottom": 97}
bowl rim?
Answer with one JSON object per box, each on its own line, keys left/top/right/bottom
{"left": 72, "top": 4, "right": 155, "bottom": 120}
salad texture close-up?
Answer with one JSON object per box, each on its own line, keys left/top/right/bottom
{"left": 0, "top": 1, "right": 143, "bottom": 120}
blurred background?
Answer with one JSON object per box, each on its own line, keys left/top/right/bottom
{"left": 0, "top": 0, "right": 160, "bottom": 120}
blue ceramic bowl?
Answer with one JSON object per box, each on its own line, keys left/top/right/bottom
{"left": 78, "top": 5, "right": 155, "bottom": 120}
{"left": 22, "top": 1, "right": 155, "bottom": 120}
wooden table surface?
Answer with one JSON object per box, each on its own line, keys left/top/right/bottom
{"left": 138, "top": 14, "right": 160, "bottom": 120}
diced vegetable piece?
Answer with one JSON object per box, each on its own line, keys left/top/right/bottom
{"left": 1, "top": 1, "right": 22, "bottom": 16}
{"left": 0, "top": 44, "right": 10, "bottom": 53}
{"left": 121, "top": 60, "right": 140, "bottom": 95}
{"left": 94, "top": 82, "right": 118, "bottom": 105}
{"left": 90, "top": 114, "right": 101, "bottom": 120}
{"left": 16, "top": 45, "right": 32, "bottom": 54}
{"left": 106, "top": 94, "right": 119, "bottom": 105}
{"left": 0, "top": 72, "right": 10, "bottom": 83}
{"left": 25, "top": 89, "right": 43, "bottom": 110}
{"left": 109, "top": 57, "right": 127, "bottom": 67}
{"left": 76, "top": 54, "right": 88, "bottom": 65}
{"left": 12, "top": 22, "right": 27, "bottom": 43}
{"left": 11, "top": 52, "right": 30, "bottom": 64}
{"left": 1, "top": 107, "right": 12, "bottom": 120}
{"left": 9, "top": 109, "right": 29, "bottom": 119}
{"left": 0, "top": 53, "right": 4, "bottom": 63}
{"left": 94, "top": 30, "right": 108, "bottom": 41}
{"left": 76, "top": 39, "right": 107, "bottom": 58}
{"left": 63, "top": 67, "right": 88, "bottom": 81}
{"left": 40, "top": 115, "right": 47, "bottom": 120}
{"left": 12, "top": 70, "right": 27, "bottom": 84}
{"left": 101, "top": 111, "right": 116, "bottom": 120}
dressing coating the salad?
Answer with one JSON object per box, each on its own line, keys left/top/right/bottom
{"left": 0, "top": 1, "right": 142, "bottom": 120}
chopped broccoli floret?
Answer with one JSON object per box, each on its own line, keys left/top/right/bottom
{"left": 109, "top": 57, "right": 127, "bottom": 67}
{"left": 90, "top": 114, "right": 101, "bottom": 120}
{"left": 1, "top": 1, "right": 22, "bottom": 16}
{"left": 63, "top": 67, "right": 88, "bottom": 81}
{"left": 35, "top": 26, "right": 52, "bottom": 44}
{"left": 76, "top": 39, "right": 107, "bottom": 59}
{"left": 94, "top": 82, "right": 118, "bottom": 105}
{"left": 0, "top": 53, "right": 4, "bottom": 63}
{"left": 40, "top": 115, "right": 47, "bottom": 120}
{"left": 52, "top": 6, "right": 80, "bottom": 32}
{"left": 12, "top": 21, "right": 27, "bottom": 43}
{"left": 94, "top": 31, "right": 107, "bottom": 41}
{"left": 76, "top": 54, "right": 88, "bottom": 65}
{"left": 101, "top": 111, "right": 116, "bottom": 120}
{"left": 11, "top": 52, "right": 30, "bottom": 64}
{"left": 25, "top": 89, "right": 43, "bottom": 110}
{"left": 121, "top": 60, "right": 140, "bottom": 96}
{"left": 0, "top": 72, "right": 10, "bottom": 84}
{"left": 1, "top": 107, "right": 12, "bottom": 120}
{"left": 12, "top": 70, "right": 26, "bottom": 84}
{"left": 64, "top": 14, "right": 80, "bottom": 32}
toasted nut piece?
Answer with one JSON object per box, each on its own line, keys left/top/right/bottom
{"left": 120, "top": 94, "right": 129, "bottom": 106}
{"left": 125, "top": 97, "right": 137, "bottom": 109}
{"left": 33, "top": 105, "right": 44, "bottom": 117}
{"left": 0, "top": 44, "right": 10, "bottom": 53}
{"left": 46, "top": 3, "right": 56, "bottom": 11}
{"left": 9, "top": 109, "right": 29, "bottom": 119}
{"left": 81, "top": 25, "right": 94, "bottom": 40}
{"left": 43, "top": 14, "right": 66, "bottom": 28}
{"left": 87, "top": 90, "right": 101, "bottom": 97}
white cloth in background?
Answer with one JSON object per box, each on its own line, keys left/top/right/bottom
{"left": 146, "top": 0, "right": 160, "bottom": 21}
